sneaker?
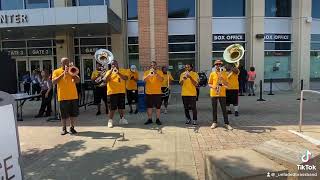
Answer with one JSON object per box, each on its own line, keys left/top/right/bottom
{"left": 227, "top": 110, "right": 232, "bottom": 114}
{"left": 248, "top": 94, "right": 251, "bottom": 96}
{"left": 129, "top": 110, "right": 133, "bottom": 114}
{"left": 144, "top": 119, "right": 153, "bottom": 125}
{"left": 61, "top": 128, "right": 68, "bottom": 135}
{"left": 119, "top": 118, "right": 129, "bottom": 125}
{"left": 225, "top": 124, "right": 233, "bottom": 130}
{"left": 156, "top": 119, "right": 162, "bottom": 125}
{"left": 96, "top": 111, "right": 101, "bottom": 116}
{"left": 210, "top": 123, "right": 218, "bottom": 129}
{"left": 253, "top": 94, "right": 256, "bottom": 96}
{"left": 108, "top": 119, "right": 113, "bottom": 128}
{"left": 134, "top": 109, "right": 138, "bottom": 114}
{"left": 185, "top": 119, "right": 191, "bottom": 125}
{"left": 192, "top": 120, "right": 197, "bottom": 125}
{"left": 70, "top": 127, "right": 77, "bottom": 134}
{"left": 34, "top": 114, "right": 43, "bottom": 118}
{"left": 164, "top": 109, "right": 168, "bottom": 114}
{"left": 235, "top": 111, "right": 239, "bottom": 117}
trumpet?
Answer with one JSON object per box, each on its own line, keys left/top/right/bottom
{"left": 150, "top": 68, "right": 155, "bottom": 75}
{"left": 113, "top": 68, "right": 118, "bottom": 74}
{"left": 67, "top": 62, "right": 79, "bottom": 76}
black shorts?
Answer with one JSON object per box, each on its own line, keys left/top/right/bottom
{"left": 161, "top": 87, "right": 170, "bottom": 101}
{"left": 59, "top": 100, "right": 79, "bottom": 119}
{"left": 146, "top": 94, "right": 162, "bottom": 109}
{"left": 226, "top": 90, "right": 239, "bottom": 105}
{"left": 127, "top": 90, "right": 138, "bottom": 105}
{"left": 94, "top": 86, "right": 108, "bottom": 104}
{"left": 109, "top": 93, "right": 125, "bottom": 110}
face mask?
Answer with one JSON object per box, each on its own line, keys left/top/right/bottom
{"left": 131, "top": 68, "right": 136, "bottom": 72}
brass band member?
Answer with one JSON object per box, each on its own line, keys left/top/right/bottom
{"left": 126, "top": 65, "right": 139, "bottom": 114}
{"left": 52, "top": 57, "right": 80, "bottom": 135}
{"left": 91, "top": 63, "right": 108, "bottom": 116}
{"left": 180, "top": 64, "right": 199, "bottom": 125}
{"left": 104, "top": 60, "right": 128, "bottom": 128}
{"left": 208, "top": 60, "right": 233, "bottom": 130}
{"left": 161, "top": 66, "right": 174, "bottom": 114}
{"left": 143, "top": 61, "right": 164, "bottom": 125}
{"left": 225, "top": 64, "right": 240, "bottom": 116}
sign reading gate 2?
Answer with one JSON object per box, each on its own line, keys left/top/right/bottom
{"left": 0, "top": 14, "right": 28, "bottom": 24}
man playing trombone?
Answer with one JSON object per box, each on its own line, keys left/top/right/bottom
{"left": 52, "top": 57, "right": 80, "bottom": 135}
{"left": 208, "top": 60, "right": 233, "bottom": 130}
{"left": 103, "top": 60, "right": 128, "bottom": 128}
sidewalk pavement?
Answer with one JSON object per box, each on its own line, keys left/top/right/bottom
{"left": 18, "top": 91, "right": 320, "bottom": 180}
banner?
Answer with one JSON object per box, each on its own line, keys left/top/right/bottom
{"left": 0, "top": 104, "right": 23, "bottom": 180}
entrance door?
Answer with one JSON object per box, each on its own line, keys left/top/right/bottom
{"left": 81, "top": 57, "right": 95, "bottom": 83}
{"left": 28, "top": 58, "right": 54, "bottom": 74}
{"left": 15, "top": 59, "right": 28, "bottom": 92}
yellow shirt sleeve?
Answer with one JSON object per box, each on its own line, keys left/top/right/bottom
{"left": 52, "top": 69, "right": 59, "bottom": 80}
{"left": 208, "top": 72, "right": 213, "bottom": 86}
{"left": 169, "top": 73, "right": 174, "bottom": 81}
{"left": 91, "top": 70, "right": 99, "bottom": 80}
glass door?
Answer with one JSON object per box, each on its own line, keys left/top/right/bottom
{"left": 42, "top": 59, "right": 53, "bottom": 75}
{"left": 16, "top": 59, "right": 28, "bottom": 93}
{"left": 81, "top": 57, "right": 95, "bottom": 83}
{"left": 29, "top": 59, "right": 41, "bottom": 73}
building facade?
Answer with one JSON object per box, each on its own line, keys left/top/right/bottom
{"left": 0, "top": 0, "right": 319, "bottom": 91}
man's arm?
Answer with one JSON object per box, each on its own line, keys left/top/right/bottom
{"left": 72, "top": 75, "right": 80, "bottom": 84}
{"left": 118, "top": 71, "right": 128, "bottom": 80}
{"left": 103, "top": 70, "right": 112, "bottom": 82}
{"left": 189, "top": 75, "right": 198, "bottom": 87}
{"left": 52, "top": 72, "right": 65, "bottom": 85}
{"left": 154, "top": 71, "right": 164, "bottom": 81}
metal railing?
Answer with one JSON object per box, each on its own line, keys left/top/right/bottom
{"left": 299, "top": 90, "right": 320, "bottom": 132}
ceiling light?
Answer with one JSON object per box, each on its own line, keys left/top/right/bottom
{"left": 7, "top": 30, "right": 11, "bottom": 32}
{"left": 88, "top": 34, "right": 92, "bottom": 37}
{"left": 72, "top": 26, "right": 76, "bottom": 29}
{"left": 31, "top": 37, "right": 36, "bottom": 39}
{"left": 5, "top": 38, "right": 9, "bottom": 40}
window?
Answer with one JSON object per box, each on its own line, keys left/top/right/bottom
{"left": 168, "top": 0, "right": 195, "bottom": 18}
{"left": 310, "top": 34, "right": 320, "bottom": 79}
{"left": 127, "top": 0, "right": 138, "bottom": 20}
{"left": 212, "top": 0, "right": 245, "bottom": 17}
{"left": 128, "top": 37, "right": 139, "bottom": 69}
{"left": 264, "top": 34, "right": 292, "bottom": 79}
{"left": 313, "top": 0, "right": 320, "bottom": 18}
{"left": 74, "top": 0, "right": 108, "bottom": 6}
{"left": 74, "top": 37, "right": 111, "bottom": 55}
{"left": 0, "top": 0, "right": 24, "bottom": 10}
{"left": 168, "top": 35, "right": 196, "bottom": 80}
{"left": 265, "top": 0, "right": 292, "bottom": 17}
{"left": 25, "top": 0, "right": 49, "bottom": 9}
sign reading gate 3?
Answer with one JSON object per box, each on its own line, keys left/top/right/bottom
{"left": 0, "top": 14, "right": 28, "bottom": 24}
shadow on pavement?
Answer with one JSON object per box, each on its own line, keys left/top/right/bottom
{"left": 23, "top": 140, "right": 195, "bottom": 180}
{"left": 76, "top": 131, "right": 122, "bottom": 140}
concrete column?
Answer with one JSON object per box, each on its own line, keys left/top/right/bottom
{"left": 55, "top": 32, "right": 74, "bottom": 66}
{"left": 246, "top": 0, "right": 265, "bottom": 89}
{"left": 110, "top": 0, "right": 127, "bottom": 67}
{"left": 197, "top": 0, "right": 212, "bottom": 72}
{"left": 291, "top": 0, "right": 312, "bottom": 91}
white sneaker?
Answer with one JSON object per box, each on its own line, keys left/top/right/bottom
{"left": 164, "top": 109, "right": 168, "bottom": 114}
{"left": 119, "top": 118, "right": 128, "bottom": 125}
{"left": 225, "top": 124, "right": 233, "bottom": 130}
{"left": 108, "top": 119, "right": 113, "bottom": 128}
{"left": 210, "top": 123, "right": 218, "bottom": 129}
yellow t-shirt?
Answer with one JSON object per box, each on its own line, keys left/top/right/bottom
{"left": 208, "top": 71, "right": 228, "bottom": 97}
{"left": 52, "top": 67, "right": 78, "bottom": 101}
{"left": 91, "top": 70, "right": 106, "bottom": 87}
{"left": 180, "top": 71, "right": 199, "bottom": 96}
{"left": 105, "top": 68, "right": 128, "bottom": 95}
{"left": 162, "top": 72, "right": 174, "bottom": 87}
{"left": 126, "top": 70, "right": 139, "bottom": 90}
{"left": 143, "top": 70, "right": 164, "bottom": 95}
{"left": 227, "top": 72, "right": 239, "bottom": 90}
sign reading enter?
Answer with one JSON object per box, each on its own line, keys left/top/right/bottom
{"left": 0, "top": 14, "right": 28, "bottom": 24}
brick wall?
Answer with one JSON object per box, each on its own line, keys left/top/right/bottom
{"left": 138, "top": 0, "right": 168, "bottom": 70}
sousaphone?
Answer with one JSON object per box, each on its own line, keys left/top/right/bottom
{"left": 223, "top": 44, "right": 244, "bottom": 68}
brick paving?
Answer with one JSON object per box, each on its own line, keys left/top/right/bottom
{"left": 17, "top": 89, "right": 320, "bottom": 179}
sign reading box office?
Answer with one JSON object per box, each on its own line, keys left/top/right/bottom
{"left": 0, "top": 104, "right": 23, "bottom": 180}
